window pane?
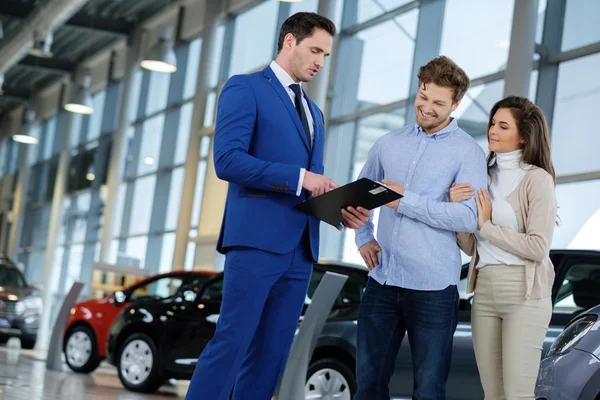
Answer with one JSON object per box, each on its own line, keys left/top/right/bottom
{"left": 290, "top": 0, "right": 318, "bottom": 14}
{"left": 553, "top": 179, "right": 600, "bottom": 250}
{"left": 352, "top": 9, "right": 418, "bottom": 110}
{"left": 204, "top": 92, "right": 217, "bottom": 127}
{"left": 184, "top": 38, "right": 203, "bottom": 99}
{"left": 175, "top": 103, "right": 193, "bottom": 165}
{"left": 552, "top": 53, "right": 600, "bottom": 176}
{"left": 43, "top": 117, "right": 57, "bottom": 160}
{"left": 562, "top": 0, "right": 600, "bottom": 51}
{"left": 159, "top": 233, "right": 176, "bottom": 273}
{"left": 131, "top": 276, "right": 184, "bottom": 300}
{"left": 191, "top": 160, "right": 208, "bottom": 226}
{"left": 129, "top": 175, "right": 156, "bottom": 235}
{"left": 145, "top": 71, "right": 172, "bottom": 115}
{"left": 87, "top": 90, "right": 106, "bottom": 141}
{"left": 123, "top": 236, "right": 148, "bottom": 267}
{"left": 230, "top": 0, "right": 279, "bottom": 76}
{"left": 165, "top": 167, "right": 184, "bottom": 231}
{"left": 535, "top": 0, "right": 547, "bottom": 44}
{"left": 440, "top": 0, "right": 514, "bottom": 78}
{"left": 554, "top": 262, "right": 600, "bottom": 314}
{"left": 112, "top": 182, "right": 127, "bottom": 238}
{"left": 454, "top": 79, "right": 505, "bottom": 142}
{"left": 64, "top": 244, "right": 84, "bottom": 293}
{"left": 137, "top": 114, "right": 165, "bottom": 175}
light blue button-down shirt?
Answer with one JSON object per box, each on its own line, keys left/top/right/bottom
{"left": 355, "top": 119, "right": 488, "bottom": 291}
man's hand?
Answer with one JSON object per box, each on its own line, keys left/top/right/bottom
{"left": 359, "top": 241, "right": 382, "bottom": 270}
{"left": 341, "top": 207, "right": 370, "bottom": 229}
{"left": 302, "top": 171, "right": 338, "bottom": 197}
{"left": 381, "top": 180, "right": 405, "bottom": 209}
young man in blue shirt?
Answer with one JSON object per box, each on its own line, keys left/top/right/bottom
{"left": 354, "top": 56, "right": 488, "bottom": 400}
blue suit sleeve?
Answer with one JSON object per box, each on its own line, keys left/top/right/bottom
{"left": 354, "top": 141, "right": 384, "bottom": 249}
{"left": 396, "top": 144, "right": 487, "bottom": 233}
{"left": 213, "top": 75, "right": 301, "bottom": 195}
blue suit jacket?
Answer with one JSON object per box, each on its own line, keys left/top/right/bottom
{"left": 214, "top": 66, "right": 325, "bottom": 262}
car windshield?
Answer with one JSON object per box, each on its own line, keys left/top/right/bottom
{"left": 0, "top": 266, "right": 27, "bottom": 289}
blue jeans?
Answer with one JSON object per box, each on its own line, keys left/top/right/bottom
{"left": 355, "top": 278, "right": 459, "bottom": 400}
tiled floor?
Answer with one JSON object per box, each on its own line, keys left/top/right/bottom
{"left": 0, "top": 339, "right": 189, "bottom": 400}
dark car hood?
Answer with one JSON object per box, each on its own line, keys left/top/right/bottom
{"left": 0, "top": 286, "right": 35, "bottom": 300}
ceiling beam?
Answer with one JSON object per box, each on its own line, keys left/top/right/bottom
{"left": 18, "top": 55, "right": 74, "bottom": 74}
{"left": 0, "top": 1, "right": 134, "bottom": 36}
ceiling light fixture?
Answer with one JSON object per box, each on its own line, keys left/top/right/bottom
{"left": 64, "top": 75, "right": 94, "bottom": 114}
{"left": 13, "top": 109, "right": 39, "bottom": 145}
{"left": 30, "top": 30, "right": 54, "bottom": 58}
{"left": 140, "top": 25, "right": 177, "bottom": 73}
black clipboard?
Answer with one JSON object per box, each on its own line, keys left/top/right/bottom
{"left": 295, "top": 178, "right": 402, "bottom": 227}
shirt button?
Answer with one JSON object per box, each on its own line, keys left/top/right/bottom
{"left": 412, "top": 161, "right": 416, "bottom": 165}
{"left": 393, "top": 232, "right": 397, "bottom": 235}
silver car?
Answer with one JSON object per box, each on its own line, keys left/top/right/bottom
{"left": 536, "top": 303, "right": 600, "bottom": 400}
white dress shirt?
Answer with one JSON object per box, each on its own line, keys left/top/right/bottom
{"left": 269, "top": 60, "right": 313, "bottom": 196}
{"left": 476, "top": 150, "right": 531, "bottom": 269}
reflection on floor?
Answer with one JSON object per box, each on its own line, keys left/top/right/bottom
{"left": 0, "top": 339, "right": 189, "bottom": 400}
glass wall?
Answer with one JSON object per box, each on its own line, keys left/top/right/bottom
{"left": 329, "top": 0, "right": 600, "bottom": 262}
{"left": 5, "top": 0, "right": 600, "bottom": 290}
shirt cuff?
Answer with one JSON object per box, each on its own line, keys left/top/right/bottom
{"left": 396, "top": 189, "right": 419, "bottom": 215}
{"left": 296, "top": 168, "right": 306, "bottom": 197}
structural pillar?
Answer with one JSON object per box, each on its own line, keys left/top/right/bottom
{"left": 35, "top": 103, "right": 81, "bottom": 351}
{"left": 405, "top": 0, "right": 446, "bottom": 124}
{"left": 504, "top": 0, "right": 539, "bottom": 97}
{"left": 304, "top": 0, "right": 338, "bottom": 112}
{"left": 535, "top": 0, "right": 566, "bottom": 130}
{"left": 98, "top": 32, "right": 142, "bottom": 264}
{"left": 7, "top": 141, "right": 30, "bottom": 259}
{"left": 172, "top": 1, "right": 225, "bottom": 270}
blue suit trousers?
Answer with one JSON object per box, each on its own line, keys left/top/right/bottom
{"left": 185, "top": 241, "right": 313, "bottom": 400}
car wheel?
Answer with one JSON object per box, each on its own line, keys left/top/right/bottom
{"left": 0, "top": 335, "right": 9, "bottom": 345}
{"left": 20, "top": 337, "right": 36, "bottom": 350}
{"left": 64, "top": 325, "right": 101, "bottom": 373}
{"left": 117, "top": 333, "right": 162, "bottom": 393}
{"left": 306, "top": 357, "right": 356, "bottom": 400}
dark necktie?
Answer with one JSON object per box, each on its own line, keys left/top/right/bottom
{"left": 289, "top": 84, "right": 312, "bottom": 150}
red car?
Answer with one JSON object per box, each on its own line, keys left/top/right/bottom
{"left": 63, "top": 270, "right": 215, "bottom": 373}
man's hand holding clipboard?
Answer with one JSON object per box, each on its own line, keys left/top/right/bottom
{"left": 295, "top": 178, "right": 403, "bottom": 228}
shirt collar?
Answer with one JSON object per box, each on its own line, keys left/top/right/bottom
{"left": 414, "top": 117, "right": 458, "bottom": 140}
{"left": 270, "top": 60, "right": 299, "bottom": 91}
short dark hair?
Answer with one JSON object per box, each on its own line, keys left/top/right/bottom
{"left": 417, "top": 56, "right": 470, "bottom": 104}
{"left": 277, "top": 12, "right": 336, "bottom": 52}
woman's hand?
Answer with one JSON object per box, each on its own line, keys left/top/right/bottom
{"left": 475, "top": 188, "right": 492, "bottom": 228}
{"left": 449, "top": 183, "right": 474, "bottom": 203}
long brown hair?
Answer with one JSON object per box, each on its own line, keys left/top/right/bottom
{"left": 487, "top": 96, "right": 556, "bottom": 184}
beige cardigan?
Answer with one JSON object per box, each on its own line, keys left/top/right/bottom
{"left": 458, "top": 166, "right": 557, "bottom": 300}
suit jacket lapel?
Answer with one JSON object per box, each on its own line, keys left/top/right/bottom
{"left": 263, "top": 67, "right": 311, "bottom": 152}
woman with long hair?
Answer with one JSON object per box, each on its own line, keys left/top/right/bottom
{"left": 450, "top": 95, "right": 557, "bottom": 399}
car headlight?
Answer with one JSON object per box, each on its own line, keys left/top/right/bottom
{"left": 547, "top": 314, "right": 597, "bottom": 357}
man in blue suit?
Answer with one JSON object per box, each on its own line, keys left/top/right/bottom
{"left": 185, "top": 12, "right": 370, "bottom": 400}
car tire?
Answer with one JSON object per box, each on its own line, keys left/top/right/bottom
{"left": 306, "top": 357, "right": 356, "bottom": 400}
{"left": 117, "top": 333, "right": 163, "bottom": 393}
{"left": 20, "top": 337, "right": 36, "bottom": 350}
{"left": 64, "top": 325, "right": 101, "bottom": 373}
{"left": 0, "top": 335, "right": 9, "bottom": 345}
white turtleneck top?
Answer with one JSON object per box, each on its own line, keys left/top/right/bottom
{"left": 475, "top": 149, "right": 531, "bottom": 269}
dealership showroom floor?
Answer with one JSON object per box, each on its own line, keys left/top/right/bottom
{"left": 0, "top": 340, "right": 189, "bottom": 400}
